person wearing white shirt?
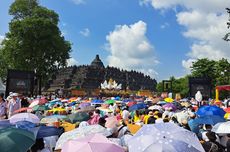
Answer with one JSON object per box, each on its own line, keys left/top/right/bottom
{"left": 122, "top": 108, "right": 129, "bottom": 121}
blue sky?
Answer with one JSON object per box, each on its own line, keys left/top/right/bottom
{"left": 0, "top": 0, "right": 229, "bottom": 81}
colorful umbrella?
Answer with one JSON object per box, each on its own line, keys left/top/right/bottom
{"left": 193, "top": 115, "right": 225, "bottom": 125}
{"left": 127, "top": 101, "right": 137, "bottom": 107}
{"left": 224, "top": 107, "right": 230, "bottom": 113}
{"left": 15, "top": 121, "right": 36, "bottom": 130}
{"left": 212, "top": 121, "right": 230, "bottom": 134}
{"left": 91, "top": 99, "right": 104, "bottom": 104}
{"left": 196, "top": 105, "right": 226, "bottom": 117}
{"left": 148, "top": 105, "right": 163, "bottom": 111}
{"left": 32, "top": 105, "right": 49, "bottom": 111}
{"left": 36, "top": 125, "right": 64, "bottom": 139}
{"left": 29, "top": 99, "right": 40, "bottom": 108}
{"left": 9, "top": 113, "right": 40, "bottom": 124}
{"left": 14, "top": 107, "right": 32, "bottom": 113}
{"left": 68, "top": 112, "right": 90, "bottom": 123}
{"left": 105, "top": 116, "right": 118, "bottom": 129}
{"left": 79, "top": 102, "right": 91, "bottom": 109}
{"left": 61, "top": 134, "right": 124, "bottom": 152}
{"left": 128, "top": 123, "right": 205, "bottom": 152}
{"left": 55, "top": 125, "right": 112, "bottom": 150}
{"left": 157, "top": 101, "right": 167, "bottom": 105}
{"left": 39, "top": 97, "right": 48, "bottom": 104}
{"left": 164, "top": 98, "right": 174, "bottom": 103}
{"left": 40, "top": 115, "right": 68, "bottom": 124}
{"left": 0, "top": 127, "right": 35, "bottom": 152}
{"left": 0, "top": 120, "right": 13, "bottom": 129}
{"left": 105, "top": 100, "right": 116, "bottom": 104}
{"left": 162, "top": 103, "right": 177, "bottom": 111}
{"left": 129, "top": 103, "right": 146, "bottom": 111}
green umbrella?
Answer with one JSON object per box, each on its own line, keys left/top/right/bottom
{"left": 0, "top": 127, "right": 35, "bottom": 152}
{"left": 32, "top": 105, "right": 49, "bottom": 111}
{"left": 68, "top": 112, "right": 90, "bottom": 123}
{"left": 105, "top": 99, "right": 115, "bottom": 104}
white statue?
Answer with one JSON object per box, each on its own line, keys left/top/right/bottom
{"left": 195, "top": 91, "right": 202, "bottom": 102}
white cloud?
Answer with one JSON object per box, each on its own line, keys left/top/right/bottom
{"left": 67, "top": 58, "right": 78, "bottom": 66}
{"left": 105, "top": 21, "right": 158, "bottom": 78}
{"left": 80, "top": 28, "right": 90, "bottom": 37}
{"left": 141, "top": 0, "right": 230, "bottom": 72}
{"left": 160, "top": 22, "right": 169, "bottom": 29}
{"left": 182, "top": 58, "right": 196, "bottom": 73}
{"left": 71, "top": 0, "right": 86, "bottom": 5}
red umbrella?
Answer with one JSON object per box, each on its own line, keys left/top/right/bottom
{"left": 39, "top": 97, "right": 48, "bottom": 104}
{"left": 224, "top": 107, "right": 230, "bottom": 113}
{"left": 127, "top": 101, "right": 137, "bottom": 107}
{"left": 14, "top": 107, "right": 32, "bottom": 114}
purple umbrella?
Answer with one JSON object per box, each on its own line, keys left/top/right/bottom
{"left": 9, "top": 113, "right": 40, "bottom": 124}
{"left": 163, "top": 103, "right": 177, "bottom": 111}
{"left": 79, "top": 103, "right": 91, "bottom": 109}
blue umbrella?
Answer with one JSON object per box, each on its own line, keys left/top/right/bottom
{"left": 115, "top": 96, "right": 121, "bottom": 100}
{"left": 15, "top": 121, "right": 36, "bottom": 130}
{"left": 129, "top": 103, "right": 146, "bottom": 111}
{"left": 91, "top": 99, "right": 104, "bottom": 104}
{"left": 193, "top": 115, "right": 225, "bottom": 125}
{"left": 157, "top": 101, "right": 167, "bottom": 105}
{"left": 36, "top": 125, "right": 64, "bottom": 139}
{"left": 196, "top": 105, "right": 226, "bottom": 117}
{"left": 122, "top": 99, "right": 132, "bottom": 103}
{"left": 68, "top": 101, "right": 76, "bottom": 107}
{"left": 0, "top": 120, "right": 13, "bottom": 129}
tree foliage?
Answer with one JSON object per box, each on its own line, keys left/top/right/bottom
{"left": 0, "top": 0, "right": 71, "bottom": 82}
{"left": 157, "top": 58, "right": 230, "bottom": 98}
{"left": 190, "top": 58, "right": 230, "bottom": 86}
{"left": 157, "top": 76, "right": 189, "bottom": 98}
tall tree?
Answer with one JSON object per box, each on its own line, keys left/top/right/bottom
{"left": 0, "top": 0, "right": 71, "bottom": 82}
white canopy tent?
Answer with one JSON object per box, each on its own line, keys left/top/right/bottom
{"left": 0, "top": 78, "right": 6, "bottom": 94}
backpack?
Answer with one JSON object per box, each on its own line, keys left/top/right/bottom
{"left": 208, "top": 141, "right": 224, "bottom": 152}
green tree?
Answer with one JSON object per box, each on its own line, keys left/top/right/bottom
{"left": 0, "top": 0, "right": 71, "bottom": 83}
{"left": 191, "top": 58, "right": 230, "bottom": 99}
{"left": 156, "top": 76, "right": 189, "bottom": 98}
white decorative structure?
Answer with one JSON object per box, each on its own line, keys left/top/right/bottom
{"left": 101, "top": 79, "right": 122, "bottom": 90}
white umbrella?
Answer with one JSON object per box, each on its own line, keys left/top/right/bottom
{"left": 29, "top": 99, "right": 40, "bottom": 108}
{"left": 9, "top": 113, "right": 40, "bottom": 124}
{"left": 148, "top": 105, "right": 163, "bottom": 111}
{"left": 55, "top": 125, "right": 112, "bottom": 150}
{"left": 174, "top": 111, "right": 190, "bottom": 124}
{"left": 128, "top": 123, "right": 205, "bottom": 152}
{"left": 212, "top": 121, "right": 230, "bottom": 134}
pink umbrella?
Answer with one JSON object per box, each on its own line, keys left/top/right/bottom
{"left": 29, "top": 98, "right": 48, "bottom": 108}
{"left": 61, "top": 134, "right": 124, "bottom": 152}
{"left": 39, "top": 97, "right": 48, "bottom": 104}
{"left": 105, "top": 116, "right": 118, "bottom": 129}
{"left": 29, "top": 99, "right": 40, "bottom": 108}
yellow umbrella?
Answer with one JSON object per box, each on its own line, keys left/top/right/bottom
{"left": 224, "top": 113, "right": 230, "bottom": 120}
{"left": 60, "top": 122, "right": 76, "bottom": 132}
{"left": 164, "top": 98, "right": 174, "bottom": 103}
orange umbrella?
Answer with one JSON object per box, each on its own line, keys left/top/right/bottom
{"left": 127, "top": 124, "right": 141, "bottom": 135}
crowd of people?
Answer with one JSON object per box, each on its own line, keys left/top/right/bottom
{"left": 0, "top": 91, "right": 230, "bottom": 152}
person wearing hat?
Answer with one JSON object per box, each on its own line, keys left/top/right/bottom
{"left": 8, "top": 93, "right": 21, "bottom": 117}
